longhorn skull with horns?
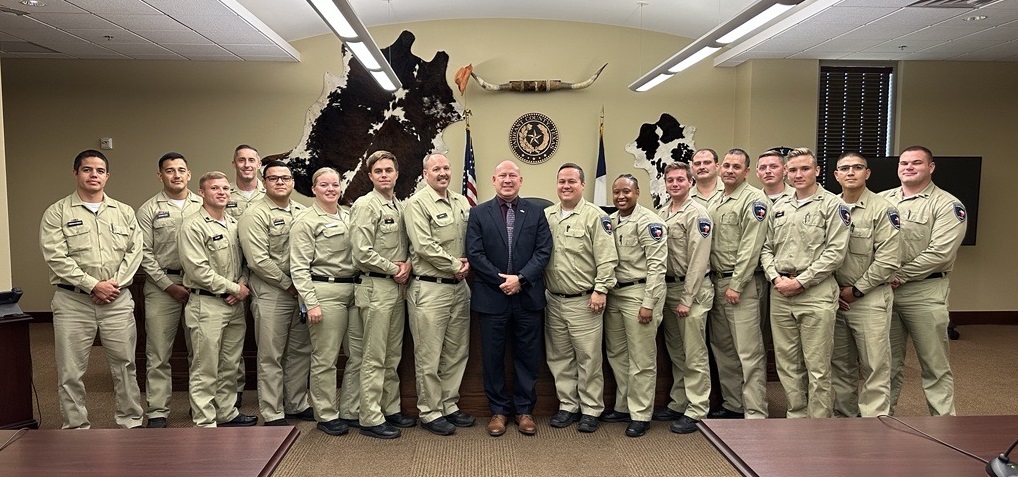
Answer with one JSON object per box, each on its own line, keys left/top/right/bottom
{"left": 457, "top": 63, "right": 608, "bottom": 92}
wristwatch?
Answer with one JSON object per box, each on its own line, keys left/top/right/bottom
{"left": 518, "top": 275, "right": 528, "bottom": 287}
{"left": 851, "top": 286, "right": 864, "bottom": 298}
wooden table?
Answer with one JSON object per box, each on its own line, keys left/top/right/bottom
{"left": 0, "top": 427, "right": 299, "bottom": 476}
{"left": 699, "top": 415, "right": 1017, "bottom": 477}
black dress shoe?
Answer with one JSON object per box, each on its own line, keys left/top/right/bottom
{"left": 146, "top": 417, "right": 167, "bottom": 428}
{"left": 549, "top": 410, "right": 580, "bottom": 428}
{"left": 599, "top": 410, "right": 631, "bottom": 422}
{"left": 444, "top": 410, "right": 476, "bottom": 427}
{"left": 235, "top": 393, "right": 243, "bottom": 408}
{"left": 670, "top": 415, "right": 700, "bottom": 434}
{"left": 707, "top": 408, "right": 745, "bottom": 419}
{"left": 652, "top": 407, "right": 685, "bottom": 421}
{"left": 317, "top": 419, "right": 349, "bottom": 436}
{"left": 360, "top": 422, "right": 401, "bottom": 439}
{"left": 422, "top": 418, "right": 456, "bottom": 436}
{"left": 284, "top": 408, "right": 316, "bottom": 421}
{"left": 219, "top": 413, "right": 257, "bottom": 427}
{"left": 385, "top": 413, "right": 417, "bottom": 428}
{"left": 264, "top": 419, "right": 289, "bottom": 426}
{"left": 577, "top": 414, "right": 599, "bottom": 433}
{"left": 625, "top": 420, "right": 650, "bottom": 437}
{"left": 338, "top": 418, "right": 362, "bottom": 429}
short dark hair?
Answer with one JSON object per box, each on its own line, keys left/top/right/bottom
{"left": 261, "top": 159, "right": 290, "bottom": 176}
{"left": 726, "top": 148, "right": 751, "bottom": 168}
{"left": 366, "top": 150, "right": 398, "bottom": 172}
{"left": 158, "top": 152, "right": 187, "bottom": 169}
{"left": 837, "top": 151, "right": 868, "bottom": 167}
{"left": 558, "top": 163, "right": 585, "bottom": 183}
{"left": 758, "top": 149, "right": 786, "bottom": 165}
{"left": 74, "top": 149, "right": 108, "bottom": 171}
{"left": 694, "top": 148, "right": 719, "bottom": 163}
{"left": 235, "top": 144, "right": 258, "bottom": 154}
{"left": 901, "top": 145, "right": 934, "bottom": 162}
{"left": 614, "top": 173, "right": 640, "bottom": 190}
{"left": 664, "top": 161, "right": 693, "bottom": 181}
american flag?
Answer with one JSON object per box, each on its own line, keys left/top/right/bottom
{"left": 461, "top": 125, "right": 478, "bottom": 206}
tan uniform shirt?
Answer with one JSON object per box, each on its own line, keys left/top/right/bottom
{"left": 178, "top": 208, "right": 245, "bottom": 295}
{"left": 611, "top": 204, "right": 667, "bottom": 309}
{"left": 289, "top": 203, "right": 358, "bottom": 309}
{"left": 40, "top": 193, "right": 143, "bottom": 292}
{"left": 544, "top": 198, "right": 619, "bottom": 295}
{"left": 226, "top": 182, "right": 266, "bottom": 219}
{"left": 403, "top": 186, "right": 469, "bottom": 278}
{"left": 761, "top": 185, "right": 850, "bottom": 288}
{"left": 136, "top": 190, "right": 203, "bottom": 290}
{"left": 238, "top": 196, "right": 306, "bottom": 290}
{"left": 690, "top": 178, "right": 725, "bottom": 207}
{"left": 350, "top": 189, "right": 409, "bottom": 275}
{"left": 765, "top": 186, "right": 793, "bottom": 204}
{"left": 835, "top": 188, "right": 901, "bottom": 294}
{"left": 707, "top": 181, "right": 769, "bottom": 293}
{"left": 879, "top": 182, "right": 967, "bottom": 284}
{"left": 659, "top": 197, "right": 713, "bottom": 307}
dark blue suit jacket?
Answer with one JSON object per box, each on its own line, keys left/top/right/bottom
{"left": 466, "top": 196, "right": 552, "bottom": 314}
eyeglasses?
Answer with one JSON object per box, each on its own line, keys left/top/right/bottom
{"left": 836, "top": 164, "right": 867, "bottom": 172}
{"left": 265, "top": 175, "right": 293, "bottom": 183}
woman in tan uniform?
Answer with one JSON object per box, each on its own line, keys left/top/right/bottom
{"left": 289, "top": 167, "right": 361, "bottom": 436}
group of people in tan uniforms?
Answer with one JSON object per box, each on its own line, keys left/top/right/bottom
{"left": 40, "top": 142, "right": 964, "bottom": 440}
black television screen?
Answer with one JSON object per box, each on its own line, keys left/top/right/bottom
{"left": 822, "top": 156, "right": 980, "bottom": 246}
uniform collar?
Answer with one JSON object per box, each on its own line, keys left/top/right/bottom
{"left": 553, "top": 197, "right": 588, "bottom": 216}
{"left": 70, "top": 192, "right": 114, "bottom": 208}
{"left": 311, "top": 201, "right": 342, "bottom": 218}
{"left": 841, "top": 187, "right": 875, "bottom": 209}
{"left": 893, "top": 181, "right": 936, "bottom": 200}
{"left": 259, "top": 195, "right": 299, "bottom": 211}
{"left": 157, "top": 190, "right": 201, "bottom": 204}
{"left": 199, "top": 205, "right": 233, "bottom": 225}
{"left": 423, "top": 185, "right": 458, "bottom": 204}
{"left": 231, "top": 181, "right": 266, "bottom": 195}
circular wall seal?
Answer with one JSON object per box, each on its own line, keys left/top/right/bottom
{"left": 508, "top": 112, "right": 559, "bottom": 164}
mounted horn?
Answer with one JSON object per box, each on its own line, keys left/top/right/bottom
{"left": 469, "top": 63, "right": 608, "bottom": 92}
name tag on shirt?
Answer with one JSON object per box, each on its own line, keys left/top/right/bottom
{"left": 226, "top": 201, "right": 238, "bottom": 208}
{"left": 384, "top": 218, "right": 395, "bottom": 224}
{"left": 272, "top": 218, "right": 285, "bottom": 227}
{"left": 155, "top": 210, "right": 171, "bottom": 219}
{"left": 66, "top": 219, "right": 83, "bottom": 227}
{"left": 212, "top": 234, "right": 224, "bottom": 241}
{"left": 774, "top": 211, "right": 785, "bottom": 218}
{"left": 437, "top": 212, "right": 448, "bottom": 219}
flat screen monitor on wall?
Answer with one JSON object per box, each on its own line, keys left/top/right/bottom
{"left": 822, "top": 156, "right": 981, "bottom": 246}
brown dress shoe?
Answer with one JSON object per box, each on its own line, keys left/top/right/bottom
{"left": 488, "top": 415, "right": 507, "bottom": 437}
{"left": 515, "top": 414, "right": 536, "bottom": 435}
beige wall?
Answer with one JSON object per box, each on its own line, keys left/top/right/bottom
{"left": 0, "top": 59, "right": 10, "bottom": 291}
{"left": 1, "top": 18, "right": 1014, "bottom": 312}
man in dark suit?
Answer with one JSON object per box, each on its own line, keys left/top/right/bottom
{"left": 467, "top": 160, "right": 553, "bottom": 437}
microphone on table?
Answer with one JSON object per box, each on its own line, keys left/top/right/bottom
{"left": 987, "top": 436, "right": 1018, "bottom": 477}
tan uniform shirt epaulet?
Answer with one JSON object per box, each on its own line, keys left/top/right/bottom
{"left": 879, "top": 182, "right": 967, "bottom": 284}
{"left": 226, "top": 182, "right": 266, "bottom": 218}
{"left": 136, "top": 190, "right": 203, "bottom": 290}
{"left": 761, "top": 185, "right": 850, "bottom": 289}
{"left": 350, "top": 189, "right": 408, "bottom": 275}
{"left": 835, "top": 188, "right": 901, "bottom": 294}
{"left": 690, "top": 178, "right": 725, "bottom": 207}
{"left": 707, "top": 181, "right": 769, "bottom": 293}
{"left": 611, "top": 204, "right": 667, "bottom": 310}
{"left": 178, "top": 207, "right": 245, "bottom": 295}
{"left": 659, "top": 197, "right": 713, "bottom": 307}
{"left": 237, "top": 196, "right": 305, "bottom": 290}
{"left": 403, "top": 186, "right": 469, "bottom": 278}
{"left": 544, "top": 198, "right": 619, "bottom": 295}
{"left": 40, "top": 192, "right": 143, "bottom": 293}
{"left": 289, "top": 202, "right": 357, "bottom": 309}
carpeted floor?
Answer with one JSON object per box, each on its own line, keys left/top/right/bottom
{"left": 22, "top": 323, "right": 1018, "bottom": 476}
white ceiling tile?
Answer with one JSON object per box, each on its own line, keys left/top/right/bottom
{"left": 869, "top": 6, "right": 968, "bottom": 29}
{"left": 864, "top": 39, "right": 943, "bottom": 53}
{"left": 239, "top": 54, "right": 298, "bottom": 62}
{"left": 199, "top": 24, "right": 270, "bottom": 44}
{"left": 174, "top": 14, "right": 252, "bottom": 34}
{"left": 0, "top": 11, "right": 44, "bottom": 29}
{"left": 132, "top": 29, "right": 210, "bottom": 44}
{"left": 64, "top": 28, "right": 149, "bottom": 44}
{"left": 65, "top": 0, "right": 161, "bottom": 15}
{"left": 4, "top": 26, "right": 81, "bottom": 43}
{"left": 787, "top": 50, "right": 851, "bottom": 59}
{"left": 129, "top": 53, "right": 187, "bottom": 60}
{"left": 809, "top": 6, "right": 899, "bottom": 25}
{"left": 932, "top": 38, "right": 1001, "bottom": 52}
{"left": 963, "top": 24, "right": 1018, "bottom": 41}
{"left": 809, "top": 37, "right": 886, "bottom": 51}
{"left": 0, "top": 0, "right": 85, "bottom": 14}
{"left": 99, "top": 13, "right": 190, "bottom": 31}
{"left": 979, "top": 0, "right": 1018, "bottom": 11}
{"left": 102, "top": 42, "right": 174, "bottom": 55}
{"left": 39, "top": 40, "right": 118, "bottom": 55}
{"left": 0, "top": 31, "right": 21, "bottom": 41}
{"left": 838, "top": 23, "right": 910, "bottom": 41}
{"left": 4, "top": 51, "right": 74, "bottom": 58}
{"left": 163, "top": 43, "right": 232, "bottom": 56}
{"left": 0, "top": 40, "right": 55, "bottom": 53}
{"left": 185, "top": 54, "right": 243, "bottom": 61}
{"left": 898, "top": 25, "right": 987, "bottom": 41}
{"left": 937, "top": 9, "right": 1018, "bottom": 26}
{"left": 840, "top": 51, "right": 909, "bottom": 60}
{"left": 747, "top": 35, "right": 821, "bottom": 53}
{"left": 833, "top": 0, "right": 914, "bottom": 7}
{"left": 144, "top": 0, "right": 236, "bottom": 18}
{"left": 902, "top": 50, "right": 958, "bottom": 60}
{"left": 773, "top": 18, "right": 862, "bottom": 39}
{"left": 220, "top": 43, "right": 287, "bottom": 56}
{"left": 28, "top": 12, "right": 116, "bottom": 30}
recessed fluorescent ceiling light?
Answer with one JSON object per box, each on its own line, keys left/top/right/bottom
{"left": 717, "top": 3, "right": 795, "bottom": 44}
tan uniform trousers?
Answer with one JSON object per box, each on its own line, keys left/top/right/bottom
{"left": 770, "top": 276, "right": 838, "bottom": 418}
{"left": 52, "top": 288, "right": 143, "bottom": 429}
{"left": 889, "top": 277, "right": 955, "bottom": 416}
{"left": 708, "top": 275, "right": 769, "bottom": 418}
{"left": 184, "top": 293, "right": 245, "bottom": 427}
{"left": 545, "top": 292, "right": 605, "bottom": 416}
{"left": 605, "top": 283, "right": 663, "bottom": 422}
{"left": 339, "top": 296, "right": 362, "bottom": 422}
{"left": 143, "top": 278, "right": 193, "bottom": 419}
{"left": 757, "top": 273, "right": 773, "bottom": 356}
{"left": 832, "top": 284, "right": 892, "bottom": 418}
{"left": 661, "top": 279, "right": 714, "bottom": 421}
{"left": 306, "top": 281, "right": 358, "bottom": 422}
{"left": 357, "top": 276, "right": 405, "bottom": 427}
{"left": 406, "top": 279, "right": 470, "bottom": 423}
{"left": 251, "top": 274, "right": 312, "bottom": 421}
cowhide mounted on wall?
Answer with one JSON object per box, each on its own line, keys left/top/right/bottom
{"left": 624, "top": 113, "right": 697, "bottom": 209}
{"left": 266, "top": 30, "right": 464, "bottom": 202}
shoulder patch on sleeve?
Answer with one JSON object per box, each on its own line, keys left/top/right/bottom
{"left": 600, "top": 216, "right": 613, "bottom": 235}
{"left": 697, "top": 217, "right": 712, "bottom": 238}
{"left": 953, "top": 202, "right": 967, "bottom": 222}
{"left": 752, "top": 201, "right": 767, "bottom": 221}
{"left": 887, "top": 208, "right": 900, "bottom": 230}
{"left": 838, "top": 204, "right": 852, "bottom": 226}
{"left": 647, "top": 223, "right": 665, "bottom": 241}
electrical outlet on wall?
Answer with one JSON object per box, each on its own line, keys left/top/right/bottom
{"left": 100, "top": 138, "right": 113, "bottom": 150}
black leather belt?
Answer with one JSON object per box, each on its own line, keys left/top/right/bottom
{"left": 190, "top": 288, "right": 229, "bottom": 298}
{"left": 779, "top": 272, "right": 797, "bottom": 278}
{"left": 666, "top": 272, "right": 710, "bottom": 283}
{"left": 616, "top": 278, "right": 647, "bottom": 289}
{"left": 57, "top": 284, "right": 89, "bottom": 295}
{"left": 164, "top": 269, "right": 183, "bottom": 276}
{"left": 364, "top": 272, "right": 394, "bottom": 279}
{"left": 714, "top": 271, "right": 735, "bottom": 279}
{"left": 415, "top": 275, "right": 461, "bottom": 285}
{"left": 924, "top": 272, "right": 946, "bottom": 280}
{"left": 311, "top": 275, "right": 361, "bottom": 284}
{"left": 551, "top": 290, "right": 593, "bottom": 299}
